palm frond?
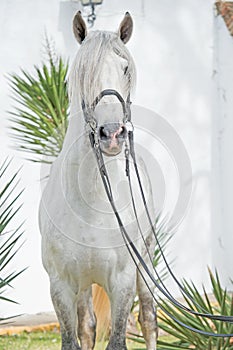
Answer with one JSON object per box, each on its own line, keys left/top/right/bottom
{"left": 0, "top": 158, "right": 25, "bottom": 321}
{"left": 130, "top": 268, "right": 233, "bottom": 349}
{"left": 8, "top": 54, "right": 69, "bottom": 163}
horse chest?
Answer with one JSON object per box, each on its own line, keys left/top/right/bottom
{"left": 45, "top": 235, "right": 133, "bottom": 290}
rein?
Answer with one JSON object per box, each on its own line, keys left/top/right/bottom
{"left": 82, "top": 89, "right": 233, "bottom": 337}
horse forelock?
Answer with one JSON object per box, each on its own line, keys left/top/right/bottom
{"left": 68, "top": 30, "right": 136, "bottom": 108}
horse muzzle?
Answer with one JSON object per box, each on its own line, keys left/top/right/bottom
{"left": 98, "top": 123, "right": 127, "bottom": 157}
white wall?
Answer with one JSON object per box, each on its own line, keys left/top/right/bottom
{"left": 0, "top": 0, "right": 217, "bottom": 316}
{"left": 212, "top": 8, "right": 233, "bottom": 289}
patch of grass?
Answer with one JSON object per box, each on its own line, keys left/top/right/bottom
{"left": 0, "top": 331, "right": 61, "bottom": 350}
{"left": 0, "top": 331, "right": 141, "bottom": 349}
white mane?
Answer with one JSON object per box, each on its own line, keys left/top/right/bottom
{"left": 69, "top": 30, "right": 136, "bottom": 108}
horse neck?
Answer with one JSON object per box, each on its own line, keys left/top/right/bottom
{"left": 60, "top": 96, "right": 84, "bottom": 155}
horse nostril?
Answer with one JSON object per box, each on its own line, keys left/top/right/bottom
{"left": 99, "top": 126, "right": 109, "bottom": 140}
{"left": 99, "top": 124, "right": 127, "bottom": 142}
{"left": 117, "top": 126, "right": 127, "bottom": 138}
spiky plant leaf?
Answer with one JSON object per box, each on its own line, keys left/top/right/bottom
{"left": 164, "top": 270, "right": 233, "bottom": 348}
{"left": 0, "top": 158, "right": 25, "bottom": 322}
{"left": 9, "top": 55, "right": 69, "bottom": 163}
{"left": 130, "top": 268, "right": 233, "bottom": 349}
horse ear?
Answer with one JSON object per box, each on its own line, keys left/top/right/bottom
{"left": 118, "top": 12, "right": 133, "bottom": 44}
{"left": 73, "top": 11, "right": 87, "bottom": 44}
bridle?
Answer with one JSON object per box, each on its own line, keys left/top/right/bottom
{"left": 82, "top": 89, "right": 233, "bottom": 337}
{"left": 82, "top": 88, "right": 132, "bottom": 132}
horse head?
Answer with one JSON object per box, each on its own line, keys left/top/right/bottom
{"left": 70, "top": 11, "right": 136, "bottom": 157}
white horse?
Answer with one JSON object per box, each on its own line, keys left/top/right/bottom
{"left": 39, "top": 12, "right": 157, "bottom": 350}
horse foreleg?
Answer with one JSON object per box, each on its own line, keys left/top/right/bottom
{"left": 137, "top": 271, "right": 157, "bottom": 350}
{"left": 77, "top": 287, "right": 96, "bottom": 350}
{"left": 50, "top": 279, "right": 80, "bottom": 350}
{"left": 106, "top": 274, "right": 136, "bottom": 350}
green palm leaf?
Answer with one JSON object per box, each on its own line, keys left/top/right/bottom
{"left": 0, "top": 158, "right": 25, "bottom": 322}
{"left": 130, "top": 268, "right": 233, "bottom": 349}
{"left": 9, "top": 55, "right": 69, "bottom": 163}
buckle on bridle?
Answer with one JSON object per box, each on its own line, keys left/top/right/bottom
{"left": 87, "top": 118, "right": 98, "bottom": 131}
{"left": 125, "top": 120, "right": 134, "bottom": 132}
